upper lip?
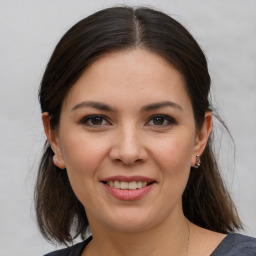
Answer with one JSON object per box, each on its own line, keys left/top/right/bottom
{"left": 101, "top": 175, "right": 156, "bottom": 183}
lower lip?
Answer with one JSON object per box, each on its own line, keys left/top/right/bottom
{"left": 102, "top": 183, "right": 155, "bottom": 201}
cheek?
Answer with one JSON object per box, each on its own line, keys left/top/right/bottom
{"left": 59, "top": 133, "right": 109, "bottom": 188}
{"left": 59, "top": 134, "right": 112, "bottom": 209}
{"left": 154, "top": 133, "right": 195, "bottom": 173}
{"left": 151, "top": 132, "right": 194, "bottom": 196}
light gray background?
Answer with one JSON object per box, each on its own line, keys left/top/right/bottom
{"left": 0, "top": 0, "right": 255, "bottom": 255}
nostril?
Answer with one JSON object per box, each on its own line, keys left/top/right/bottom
{"left": 112, "top": 157, "right": 143, "bottom": 166}
{"left": 109, "top": 141, "right": 148, "bottom": 165}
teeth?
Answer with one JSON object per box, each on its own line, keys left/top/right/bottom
{"left": 107, "top": 181, "right": 150, "bottom": 190}
{"left": 120, "top": 181, "right": 129, "bottom": 189}
{"left": 137, "top": 181, "right": 142, "bottom": 189}
{"left": 128, "top": 181, "right": 137, "bottom": 190}
{"left": 114, "top": 180, "right": 121, "bottom": 189}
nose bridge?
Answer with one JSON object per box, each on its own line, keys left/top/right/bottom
{"left": 110, "top": 122, "right": 147, "bottom": 165}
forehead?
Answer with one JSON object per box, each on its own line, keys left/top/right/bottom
{"left": 62, "top": 48, "right": 191, "bottom": 111}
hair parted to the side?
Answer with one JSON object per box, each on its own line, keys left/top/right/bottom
{"left": 35, "top": 6, "right": 242, "bottom": 245}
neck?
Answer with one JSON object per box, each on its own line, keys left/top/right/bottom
{"left": 84, "top": 214, "right": 189, "bottom": 256}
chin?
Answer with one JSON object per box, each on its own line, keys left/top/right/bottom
{"left": 99, "top": 208, "right": 160, "bottom": 233}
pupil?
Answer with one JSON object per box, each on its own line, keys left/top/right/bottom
{"left": 153, "top": 116, "right": 164, "bottom": 125}
{"left": 92, "top": 117, "right": 102, "bottom": 125}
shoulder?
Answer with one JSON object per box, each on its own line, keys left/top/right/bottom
{"left": 211, "top": 233, "right": 256, "bottom": 256}
{"left": 43, "top": 237, "right": 92, "bottom": 256}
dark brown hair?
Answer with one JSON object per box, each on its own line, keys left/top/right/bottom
{"left": 35, "top": 6, "right": 242, "bottom": 245}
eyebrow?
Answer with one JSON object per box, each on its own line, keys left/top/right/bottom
{"left": 141, "top": 101, "right": 183, "bottom": 111}
{"left": 71, "top": 100, "right": 183, "bottom": 112}
{"left": 72, "top": 101, "right": 114, "bottom": 111}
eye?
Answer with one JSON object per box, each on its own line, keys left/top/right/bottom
{"left": 146, "top": 114, "right": 177, "bottom": 126}
{"left": 80, "top": 115, "right": 110, "bottom": 127}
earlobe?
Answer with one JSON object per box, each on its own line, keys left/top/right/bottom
{"left": 42, "top": 112, "right": 66, "bottom": 169}
{"left": 191, "top": 111, "right": 212, "bottom": 166}
{"left": 53, "top": 154, "right": 66, "bottom": 169}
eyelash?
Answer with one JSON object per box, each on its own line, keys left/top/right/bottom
{"left": 80, "top": 115, "right": 110, "bottom": 127}
{"left": 79, "top": 114, "right": 177, "bottom": 128}
{"left": 146, "top": 114, "right": 177, "bottom": 127}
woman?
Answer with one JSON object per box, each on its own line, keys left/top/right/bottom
{"left": 35, "top": 6, "right": 256, "bottom": 256}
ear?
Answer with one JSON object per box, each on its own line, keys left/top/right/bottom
{"left": 42, "top": 112, "right": 66, "bottom": 169}
{"left": 191, "top": 111, "right": 212, "bottom": 166}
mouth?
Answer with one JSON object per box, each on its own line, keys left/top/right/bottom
{"left": 100, "top": 175, "right": 156, "bottom": 200}
{"left": 102, "top": 180, "right": 155, "bottom": 190}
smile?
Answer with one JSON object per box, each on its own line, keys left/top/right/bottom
{"left": 106, "top": 181, "right": 150, "bottom": 190}
{"left": 101, "top": 176, "right": 156, "bottom": 200}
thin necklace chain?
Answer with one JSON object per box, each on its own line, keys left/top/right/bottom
{"left": 185, "top": 218, "right": 190, "bottom": 256}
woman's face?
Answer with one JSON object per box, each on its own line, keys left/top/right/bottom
{"left": 45, "top": 49, "right": 211, "bottom": 232}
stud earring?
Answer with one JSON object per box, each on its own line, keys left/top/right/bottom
{"left": 57, "top": 158, "right": 61, "bottom": 164}
{"left": 192, "top": 154, "right": 201, "bottom": 168}
{"left": 53, "top": 154, "right": 64, "bottom": 168}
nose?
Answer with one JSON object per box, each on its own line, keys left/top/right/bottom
{"left": 109, "top": 125, "right": 148, "bottom": 166}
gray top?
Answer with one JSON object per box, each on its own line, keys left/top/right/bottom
{"left": 44, "top": 233, "right": 256, "bottom": 256}
{"left": 211, "top": 233, "right": 256, "bottom": 256}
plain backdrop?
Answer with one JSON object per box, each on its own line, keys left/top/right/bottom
{"left": 0, "top": 0, "right": 255, "bottom": 255}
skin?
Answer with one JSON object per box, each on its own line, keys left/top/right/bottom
{"left": 43, "top": 49, "right": 226, "bottom": 256}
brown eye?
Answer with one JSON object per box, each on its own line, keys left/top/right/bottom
{"left": 90, "top": 117, "right": 104, "bottom": 125}
{"left": 146, "top": 114, "right": 177, "bottom": 127}
{"left": 80, "top": 115, "right": 109, "bottom": 127}
{"left": 152, "top": 116, "right": 165, "bottom": 125}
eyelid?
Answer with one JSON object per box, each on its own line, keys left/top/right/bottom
{"left": 79, "top": 114, "right": 111, "bottom": 126}
{"left": 79, "top": 114, "right": 177, "bottom": 127}
{"left": 145, "top": 114, "right": 177, "bottom": 126}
